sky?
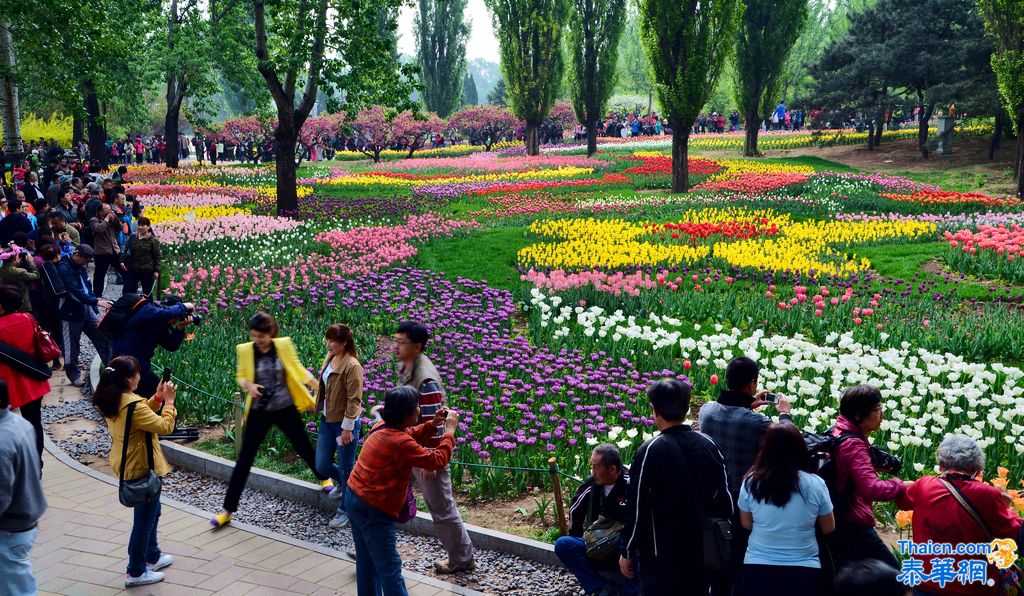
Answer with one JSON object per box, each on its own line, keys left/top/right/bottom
{"left": 396, "top": 0, "right": 500, "bottom": 63}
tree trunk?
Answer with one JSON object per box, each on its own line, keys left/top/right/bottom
{"left": 275, "top": 116, "right": 299, "bottom": 217}
{"left": 0, "top": 22, "right": 23, "bottom": 153}
{"left": 586, "top": 118, "right": 598, "bottom": 157}
{"left": 1015, "top": 107, "right": 1024, "bottom": 198}
{"left": 671, "top": 122, "right": 690, "bottom": 194}
{"left": 72, "top": 114, "right": 85, "bottom": 145}
{"left": 866, "top": 120, "right": 875, "bottom": 151}
{"left": 525, "top": 120, "right": 540, "bottom": 156}
{"left": 164, "top": 78, "right": 184, "bottom": 169}
{"left": 989, "top": 111, "right": 1004, "bottom": 160}
{"left": 917, "top": 101, "right": 932, "bottom": 159}
{"left": 744, "top": 111, "right": 761, "bottom": 157}
{"left": 81, "top": 78, "right": 107, "bottom": 168}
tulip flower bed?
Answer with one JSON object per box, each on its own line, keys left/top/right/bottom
{"left": 129, "top": 145, "right": 1024, "bottom": 512}
{"left": 944, "top": 226, "right": 1024, "bottom": 284}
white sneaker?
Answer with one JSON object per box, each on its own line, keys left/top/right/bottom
{"left": 125, "top": 569, "right": 165, "bottom": 587}
{"left": 328, "top": 485, "right": 344, "bottom": 499}
{"left": 328, "top": 512, "right": 350, "bottom": 528}
{"left": 147, "top": 554, "right": 174, "bottom": 571}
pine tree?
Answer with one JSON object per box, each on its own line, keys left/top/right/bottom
{"left": 462, "top": 73, "right": 478, "bottom": 107}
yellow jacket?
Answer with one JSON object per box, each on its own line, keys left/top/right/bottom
{"left": 236, "top": 337, "right": 316, "bottom": 418}
{"left": 106, "top": 393, "right": 176, "bottom": 480}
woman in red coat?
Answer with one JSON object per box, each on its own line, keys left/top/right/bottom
{"left": 0, "top": 285, "right": 51, "bottom": 462}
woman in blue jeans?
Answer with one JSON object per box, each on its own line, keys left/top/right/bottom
{"left": 93, "top": 356, "right": 178, "bottom": 588}
{"left": 314, "top": 324, "right": 365, "bottom": 528}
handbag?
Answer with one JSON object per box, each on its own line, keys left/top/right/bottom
{"left": 32, "top": 316, "right": 62, "bottom": 362}
{"left": 397, "top": 485, "right": 417, "bottom": 523}
{"left": 584, "top": 515, "right": 624, "bottom": 564}
{"left": 664, "top": 434, "right": 733, "bottom": 573}
{"left": 939, "top": 477, "right": 1023, "bottom": 596}
{"left": 118, "top": 401, "right": 163, "bottom": 508}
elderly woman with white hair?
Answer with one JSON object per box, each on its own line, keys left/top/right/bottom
{"left": 898, "top": 434, "right": 1022, "bottom": 596}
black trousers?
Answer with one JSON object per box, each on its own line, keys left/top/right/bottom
{"left": 222, "top": 405, "right": 326, "bottom": 512}
{"left": 711, "top": 512, "right": 750, "bottom": 596}
{"left": 93, "top": 254, "right": 118, "bottom": 297}
{"left": 637, "top": 557, "right": 710, "bottom": 596}
{"left": 827, "top": 521, "right": 899, "bottom": 578}
{"left": 742, "top": 564, "right": 819, "bottom": 596}
{"left": 20, "top": 397, "right": 44, "bottom": 466}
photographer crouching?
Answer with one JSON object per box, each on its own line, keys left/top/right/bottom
{"left": 103, "top": 294, "right": 200, "bottom": 398}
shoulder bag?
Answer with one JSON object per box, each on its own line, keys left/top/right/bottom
{"left": 664, "top": 434, "right": 733, "bottom": 573}
{"left": 0, "top": 337, "right": 52, "bottom": 381}
{"left": 939, "top": 477, "right": 1022, "bottom": 596}
{"left": 118, "top": 401, "right": 163, "bottom": 508}
{"left": 31, "top": 315, "right": 62, "bottom": 362}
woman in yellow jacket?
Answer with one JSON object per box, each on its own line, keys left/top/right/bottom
{"left": 211, "top": 312, "right": 330, "bottom": 527}
{"left": 93, "top": 356, "right": 178, "bottom": 588}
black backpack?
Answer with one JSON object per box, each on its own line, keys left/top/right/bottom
{"left": 803, "top": 427, "right": 861, "bottom": 520}
{"left": 98, "top": 293, "right": 149, "bottom": 340}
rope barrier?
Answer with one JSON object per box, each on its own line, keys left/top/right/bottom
{"left": 150, "top": 361, "right": 585, "bottom": 484}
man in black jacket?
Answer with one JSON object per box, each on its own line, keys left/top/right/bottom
{"left": 620, "top": 378, "right": 733, "bottom": 595}
{"left": 555, "top": 444, "right": 634, "bottom": 596}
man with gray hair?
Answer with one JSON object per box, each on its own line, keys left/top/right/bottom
{"left": 895, "top": 434, "right": 1022, "bottom": 595}
{"left": 555, "top": 443, "right": 635, "bottom": 596}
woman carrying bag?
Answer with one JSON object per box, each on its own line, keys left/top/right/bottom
{"left": 211, "top": 312, "right": 331, "bottom": 528}
{"left": 0, "top": 285, "right": 52, "bottom": 464}
{"left": 92, "top": 356, "right": 177, "bottom": 588}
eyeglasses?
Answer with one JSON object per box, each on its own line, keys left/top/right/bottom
{"left": 393, "top": 338, "right": 414, "bottom": 346}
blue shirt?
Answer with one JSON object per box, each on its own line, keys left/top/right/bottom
{"left": 738, "top": 471, "right": 832, "bottom": 568}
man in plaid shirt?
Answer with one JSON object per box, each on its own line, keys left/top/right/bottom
{"left": 699, "top": 357, "right": 794, "bottom": 596}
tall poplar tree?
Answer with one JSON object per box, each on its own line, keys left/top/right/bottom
{"left": 977, "top": 0, "right": 1024, "bottom": 196}
{"left": 636, "top": 0, "right": 743, "bottom": 191}
{"left": 733, "top": 0, "right": 808, "bottom": 156}
{"left": 486, "top": 0, "right": 569, "bottom": 155}
{"left": 567, "top": 0, "right": 626, "bottom": 156}
{"left": 416, "top": 0, "right": 470, "bottom": 118}
{"left": 462, "top": 73, "right": 479, "bottom": 106}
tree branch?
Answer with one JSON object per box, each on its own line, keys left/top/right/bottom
{"left": 296, "top": 0, "right": 328, "bottom": 122}
{"left": 253, "top": 0, "right": 287, "bottom": 106}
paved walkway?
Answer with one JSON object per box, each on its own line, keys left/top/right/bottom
{"left": 35, "top": 440, "right": 469, "bottom": 595}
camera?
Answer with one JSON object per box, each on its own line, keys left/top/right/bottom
{"left": 252, "top": 386, "right": 276, "bottom": 411}
{"left": 869, "top": 446, "right": 902, "bottom": 475}
{"left": 189, "top": 313, "right": 203, "bottom": 326}
{"left": 763, "top": 393, "right": 780, "bottom": 404}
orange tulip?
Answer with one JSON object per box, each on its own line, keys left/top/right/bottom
{"left": 895, "top": 510, "right": 913, "bottom": 528}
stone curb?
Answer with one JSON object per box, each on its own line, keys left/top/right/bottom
{"left": 159, "top": 440, "right": 562, "bottom": 567}
{"left": 42, "top": 435, "right": 478, "bottom": 595}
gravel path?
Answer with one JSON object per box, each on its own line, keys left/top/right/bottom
{"left": 44, "top": 271, "right": 583, "bottom": 596}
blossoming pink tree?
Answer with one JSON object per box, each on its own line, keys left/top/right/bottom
{"left": 219, "top": 115, "right": 276, "bottom": 148}
{"left": 448, "top": 105, "right": 518, "bottom": 151}
{"left": 298, "top": 113, "right": 345, "bottom": 165}
{"left": 393, "top": 111, "right": 445, "bottom": 158}
{"left": 349, "top": 106, "right": 396, "bottom": 163}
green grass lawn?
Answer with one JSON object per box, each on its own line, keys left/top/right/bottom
{"left": 762, "top": 155, "right": 859, "bottom": 173}
{"left": 416, "top": 225, "right": 532, "bottom": 291}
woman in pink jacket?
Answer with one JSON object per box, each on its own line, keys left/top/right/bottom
{"left": 827, "top": 385, "right": 911, "bottom": 573}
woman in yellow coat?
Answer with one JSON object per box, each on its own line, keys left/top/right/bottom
{"left": 93, "top": 356, "right": 178, "bottom": 588}
{"left": 210, "top": 312, "right": 330, "bottom": 527}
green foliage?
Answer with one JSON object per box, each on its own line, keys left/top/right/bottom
{"left": 732, "top": 0, "right": 808, "bottom": 154}
{"left": 636, "top": 0, "right": 742, "bottom": 191}
{"left": 615, "top": 9, "right": 655, "bottom": 111}
{"left": 462, "top": 73, "right": 479, "bottom": 107}
{"left": 487, "top": 77, "right": 508, "bottom": 106}
{"left": 977, "top": 0, "right": 1024, "bottom": 131}
{"left": 415, "top": 0, "right": 470, "bottom": 118}
{"left": 566, "top": 0, "right": 626, "bottom": 137}
{"left": 485, "top": 0, "right": 569, "bottom": 153}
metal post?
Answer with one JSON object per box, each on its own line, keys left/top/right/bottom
{"left": 548, "top": 457, "right": 568, "bottom": 537}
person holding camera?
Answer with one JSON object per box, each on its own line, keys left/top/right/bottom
{"left": 211, "top": 312, "right": 332, "bottom": 528}
{"left": 0, "top": 243, "right": 39, "bottom": 312}
{"left": 346, "top": 386, "right": 461, "bottom": 596}
{"left": 89, "top": 203, "right": 121, "bottom": 297}
{"left": 120, "top": 216, "right": 162, "bottom": 297}
{"left": 92, "top": 356, "right": 178, "bottom": 588}
{"left": 109, "top": 294, "right": 195, "bottom": 398}
{"left": 827, "top": 385, "right": 909, "bottom": 572}
{"left": 699, "top": 356, "right": 794, "bottom": 596}
{"left": 56, "top": 244, "right": 113, "bottom": 386}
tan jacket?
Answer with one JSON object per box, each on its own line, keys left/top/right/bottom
{"left": 105, "top": 393, "right": 176, "bottom": 479}
{"left": 314, "top": 354, "right": 364, "bottom": 427}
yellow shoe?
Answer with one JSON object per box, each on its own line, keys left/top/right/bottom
{"left": 320, "top": 479, "right": 335, "bottom": 494}
{"left": 210, "top": 512, "right": 232, "bottom": 528}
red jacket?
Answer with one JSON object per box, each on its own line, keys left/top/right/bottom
{"left": 899, "top": 474, "right": 1022, "bottom": 595}
{"left": 832, "top": 414, "right": 905, "bottom": 527}
{"left": 0, "top": 313, "right": 51, "bottom": 408}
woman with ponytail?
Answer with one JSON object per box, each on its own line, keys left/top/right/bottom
{"left": 93, "top": 355, "right": 178, "bottom": 588}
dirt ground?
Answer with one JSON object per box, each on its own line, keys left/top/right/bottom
{"left": 702, "top": 135, "right": 1020, "bottom": 196}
